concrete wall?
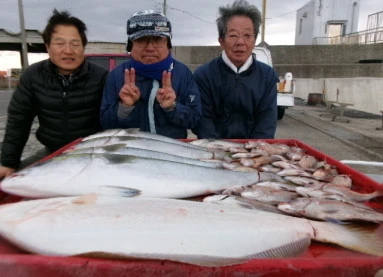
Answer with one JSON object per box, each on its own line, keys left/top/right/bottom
{"left": 294, "top": 78, "right": 383, "bottom": 115}
{"left": 172, "top": 44, "right": 383, "bottom": 78}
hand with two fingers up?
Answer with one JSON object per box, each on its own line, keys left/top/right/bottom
{"left": 156, "top": 71, "right": 176, "bottom": 110}
{"left": 119, "top": 68, "right": 141, "bottom": 107}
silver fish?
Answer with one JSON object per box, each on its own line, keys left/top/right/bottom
{"left": 1, "top": 154, "right": 268, "bottom": 199}
{"left": 65, "top": 136, "right": 229, "bottom": 161}
{"left": 277, "top": 169, "right": 313, "bottom": 178}
{"left": 1, "top": 195, "right": 383, "bottom": 266}
{"left": 295, "top": 186, "right": 372, "bottom": 208}
{"left": 223, "top": 185, "right": 299, "bottom": 206}
{"left": 222, "top": 161, "right": 259, "bottom": 172}
{"left": 320, "top": 184, "right": 383, "bottom": 202}
{"left": 278, "top": 198, "right": 383, "bottom": 223}
{"left": 203, "top": 194, "right": 286, "bottom": 214}
{"left": 256, "top": 181, "right": 299, "bottom": 192}
{"left": 283, "top": 176, "right": 325, "bottom": 186}
{"left": 188, "top": 139, "right": 245, "bottom": 151}
{"left": 272, "top": 161, "right": 301, "bottom": 170}
{"left": 83, "top": 128, "right": 204, "bottom": 150}
{"left": 63, "top": 144, "right": 223, "bottom": 169}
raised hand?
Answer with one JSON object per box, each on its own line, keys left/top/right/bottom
{"left": 119, "top": 68, "right": 140, "bottom": 107}
{"left": 156, "top": 71, "right": 176, "bottom": 110}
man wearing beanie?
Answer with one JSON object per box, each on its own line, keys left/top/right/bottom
{"left": 100, "top": 10, "right": 202, "bottom": 139}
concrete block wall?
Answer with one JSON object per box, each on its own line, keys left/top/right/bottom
{"left": 269, "top": 45, "right": 383, "bottom": 65}
{"left": 172, "top": 44, "right": 383, "bottom": 78}
{"left": 275, "top": 64, "right": 383, "bottom": 78}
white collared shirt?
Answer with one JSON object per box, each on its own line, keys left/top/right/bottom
{"left": 221, "top": 50, "right": 253, "bottom": 74}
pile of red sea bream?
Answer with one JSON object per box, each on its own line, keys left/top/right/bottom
{"left": 0, "top": 128, "right": 383, "bottom": 267}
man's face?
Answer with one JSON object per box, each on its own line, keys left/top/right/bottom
{"left": 219, "top": 16, "right": 256, "bottom": 68}
{"left": 130, "top": 36, "right": 170, "bottom": 64}
{"left": 46, "top": 25, "right": 85, "bottom": 75}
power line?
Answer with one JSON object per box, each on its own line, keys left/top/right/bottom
{"left": 153, "top": 1, "right": 304, "bottom": 24}
{"left": 267, "top": 3, "right": 315, "bottom": 20}
{"left": 166, "top": 4, "right": 215, "bottom": 24}
{"left": 150, "top": 0, "right": 215, "bottom": 24}
{"left": 266, "top": 9, "right": 297, "bottom": 19}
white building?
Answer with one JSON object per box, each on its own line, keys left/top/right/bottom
{"left": 295, "top": 0, "right": 360, "bottom": 45}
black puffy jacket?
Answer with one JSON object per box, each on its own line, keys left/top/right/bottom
{"left": 1, "top": 59, "right": 108, "bottom": 169}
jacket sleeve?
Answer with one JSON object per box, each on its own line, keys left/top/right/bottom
{"left": 250, "top": 67, "right": 278, "bottom": 139}
{"left": 1, "top": 71, "right": 36, "bottom": 169}
{"left": 162, "top": 66, "right": 202, "bottom": 129}
{"left": 191, "top": 66, "right": 219, "bottom": 139}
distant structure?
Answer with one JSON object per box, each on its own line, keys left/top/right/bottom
{"left": 295, "top": 0, "right": 360, "bottom": 45}
{"left": 367, "top": 10, "right": 383, "bottom": 30}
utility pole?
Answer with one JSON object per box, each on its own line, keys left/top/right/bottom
{"left": 163, "top": 0, "right": 167, "bottom": 16}
{"left": 18, "top": 0, "right": 29, "bottom": 70}
{"left": 261, "top": 0, "right": 266, "bottom": 43}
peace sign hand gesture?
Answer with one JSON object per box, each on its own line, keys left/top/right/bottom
{"left": 156, "top": 71, "right": 176, "bottom": 110}
{"left": 119, "top": 68, "right": 140, "bottom": 107}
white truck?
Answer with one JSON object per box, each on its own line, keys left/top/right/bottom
{"left": 253, "top": 47, "right": 295, "bottom": 120}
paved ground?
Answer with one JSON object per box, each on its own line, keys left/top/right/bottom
{"left": 288, "top": 101, "right": 383, "bottom": 161}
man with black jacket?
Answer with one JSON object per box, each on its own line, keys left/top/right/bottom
{"left": 0, "top": 9, "right": 108, "bottom": 178}
{"left": 192, "top": 0, "right": 278, "bottom": 139}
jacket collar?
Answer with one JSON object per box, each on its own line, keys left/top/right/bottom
{"left": 43, "top": 59, "right": 87, "bottom": 77}
{"left": 221, "top": 50, "right": 254, "bottom": 74}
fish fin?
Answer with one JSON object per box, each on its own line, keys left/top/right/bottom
{"left": 76, "top": 251, "right": 251, "bottom": 267}
{"left": 323, "top": 217, "right": 347, "bottom": 225}
{"left": 100, "top": 144, "right": 128, "bottom": 152}
{"left": 99, "top": 186, "right": 141, "bottom": 197}
{"left": 252, "top": 236, "right": 311, "bottom": 258}
{"left": 312, "top": 221, "right": 383, "bottom": 256}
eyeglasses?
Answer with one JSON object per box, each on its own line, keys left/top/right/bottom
{"left": 133, "top": 37, "right": 167, "bottom": 48}
{"left": 224, "top": 33, "right": 256, "bottom": 42}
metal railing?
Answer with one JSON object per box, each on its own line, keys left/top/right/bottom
{"left": 313, "top": 27, "right": 383, "bottom": 45}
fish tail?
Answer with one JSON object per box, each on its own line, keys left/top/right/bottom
{"left": 312, "top": 221, "right": 383, "bottom": 256}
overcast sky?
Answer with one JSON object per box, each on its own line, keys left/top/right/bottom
{"left": 1, "top": 0, "right": 381, "bottom": 45}
{"left": 0, "top": 0, "right": 381, "bottom": 70}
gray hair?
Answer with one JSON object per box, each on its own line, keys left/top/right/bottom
{"left": 216, "top": 0, "right": 262, "bottom": 38}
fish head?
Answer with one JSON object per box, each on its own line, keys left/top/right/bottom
{"left": 0, "top": 155, "right": 90, "bottom": 198}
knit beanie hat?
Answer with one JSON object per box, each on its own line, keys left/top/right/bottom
{"left": 126, "top": 10, "right": 172, "bottom": 51}
{"left": 127, "top": 10, "right": 172, "bottom": 40}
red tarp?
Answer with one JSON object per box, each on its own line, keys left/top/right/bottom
{"left": 0, "top": 139, "right": 382, "bottom": 277}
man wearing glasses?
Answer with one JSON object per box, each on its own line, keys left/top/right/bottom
{"left": 101, "top": 10, "right": 202, "bottom": 139}
{"left": 192, "top": 0, "right": 279, "bottom": 139}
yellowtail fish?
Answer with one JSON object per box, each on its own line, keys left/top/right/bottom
{"left": 1, "top": 154, "right": 278, "bottom": 199}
